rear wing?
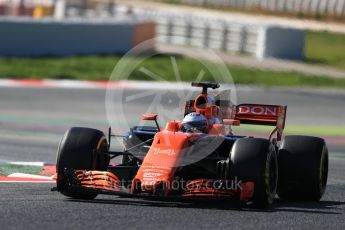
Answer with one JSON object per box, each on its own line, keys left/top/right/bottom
{"left": 235, "top": 104, "right": 287, "bottom": 141}
{"left": 184, "top": 99, "right": 287, "bottom": 140}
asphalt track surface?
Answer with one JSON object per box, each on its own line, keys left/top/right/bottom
{"left": 0, "top": 86, "right": 344, "bottom": 230}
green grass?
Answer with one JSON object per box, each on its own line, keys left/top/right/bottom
{"left": 233, "top": 125, "right": 345, "bottom": 137}
{"left": 305, "top": 31, "right": 345, "bottom": 70}
{"left": 1, "top": 55, "right": 345, "bottom": 88}
{"left": 0, "top": 56, "right": 119, "bottom": 80}
{"left": 0, "top": 31, "right": 345, "bottom": 87}
{"left": 0, "top": 164, "right": 42, "bottom": 176}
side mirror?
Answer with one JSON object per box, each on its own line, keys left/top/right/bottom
{"left": 223, "top": 119, "right": 240, "bottom": 126}
{"left": 141, "top": 114, "right": 160, "bottom": 131}
{"left": 141, "top": 114, "right": 158, "bottom": 121}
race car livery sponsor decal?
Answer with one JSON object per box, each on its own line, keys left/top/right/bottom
{"left": 237, "top": 105, "right": 278, "bottom": 116}
{"left": 152, "top": 147, "right": 176, "bottom": 156}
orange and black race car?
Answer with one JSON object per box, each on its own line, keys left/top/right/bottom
{"left": 54, "top": 82, "right": 328, "bottom": 208}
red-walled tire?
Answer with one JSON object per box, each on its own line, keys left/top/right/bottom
{"left": 278, "top": 135, "right": 328, "bottom": 201}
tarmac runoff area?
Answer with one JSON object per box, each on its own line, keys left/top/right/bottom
{"left": 0, "top": 80, "right": 344, "bottom": 229}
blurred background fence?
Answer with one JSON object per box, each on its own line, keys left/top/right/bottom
{"left": 135, "top": 10, "right": 304, "bottom": 60}
{"left": 2, "top": 0, "right": 345, "bottom": 18}
{"left": 180, "top": 0, "right": 345, "bottom": 17}
{"left": 0, "top": 0, "right": 306, "bottom": 60}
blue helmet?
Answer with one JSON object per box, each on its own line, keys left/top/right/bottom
{"left": 182, "top": 112, "right": 208, "bottom": 133}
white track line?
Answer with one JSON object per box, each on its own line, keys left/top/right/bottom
{"left": 0, "top": 181, "right": 55, "bottom": 183}
{"left": 8, "top": 173, "right": 53, "bottom": 180}
{"left": 0, "top": 160, "right": 45, "bottom": 166}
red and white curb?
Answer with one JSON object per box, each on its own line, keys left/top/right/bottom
{"left": 0, "top": 174, "right": 55, "bottom": 183}
{"left": 0, "top": 160, "right": 56, "bottom": 183}
{"left": 0, "top": 79, "right": 199, "bottom": 91}
{"left": 0, "top": 79, "right": 126, "bottom": 89}
{"left": 0, "top": 160, "right": 45, "bottom": 167}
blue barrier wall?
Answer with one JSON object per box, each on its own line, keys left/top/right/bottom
{"left": 0, "top": 18, "right": 145, "bottom": 56}
{"left": 260, "top": 27, "right": 305, "bottom": 60}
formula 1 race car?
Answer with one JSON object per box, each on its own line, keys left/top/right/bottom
{"left": 54, "top": 82, "right": 329, "bottom": 208}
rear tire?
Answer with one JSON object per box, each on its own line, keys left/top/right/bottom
{"left": 229, "top": 138, "right": 278, "bottom": 208}
{"left": 56, "top": 127, "right": 110, "bottom": 199}
{"left": 277, "top": 135, "right": 328, "bottom": 201}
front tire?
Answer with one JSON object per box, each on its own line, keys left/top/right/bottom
{"left": 229, "top": 138, "right": 278, "bottom": 208}
{"left": 56, "top": 127, "right": 110, "bottom": 199}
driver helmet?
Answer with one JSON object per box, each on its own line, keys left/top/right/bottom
{"left": 182, "top": 112, "right": 208, "bottom": 133}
